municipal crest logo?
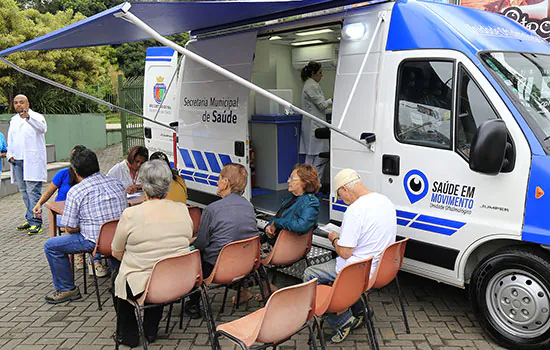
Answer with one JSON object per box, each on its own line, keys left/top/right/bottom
{"left": 153, "top": 76, "right": 166, "bottom": 104}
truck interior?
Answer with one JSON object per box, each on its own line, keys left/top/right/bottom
{"left": 247, "top": 23, "right": 342, "bottom": 224}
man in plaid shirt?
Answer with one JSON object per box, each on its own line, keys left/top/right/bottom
{"left": 44, "top": 148, "right": 127, "bottom": 304}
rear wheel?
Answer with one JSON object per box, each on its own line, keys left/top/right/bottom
{"left": 470, "top": 246, "right": 550, "bottom": 350}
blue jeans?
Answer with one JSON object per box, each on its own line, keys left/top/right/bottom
{"left": 303, "top": 259, "right": 363, "bottom": 330}
{"left": 12, "top": 160, "right": 42, "bottom": 226}
{"left": 44, "top": 233, "right": 96, "bottom": 291}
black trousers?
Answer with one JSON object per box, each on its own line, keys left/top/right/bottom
{"left": 189, "top": 260, "right": 214, "bottom": 305}
{"left": 116, "top": 283, "right": 164, "bottom": 347}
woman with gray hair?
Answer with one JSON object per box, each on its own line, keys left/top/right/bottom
{"left": 111, "top": 159, "right": 194, "bottom": 347}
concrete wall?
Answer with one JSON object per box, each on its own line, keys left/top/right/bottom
{"left": 0, "top": 113, "right": 107, "bottom": 161}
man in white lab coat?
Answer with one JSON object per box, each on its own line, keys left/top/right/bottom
{"left": 7, "top": 95, "right": 48, "bottom": 235}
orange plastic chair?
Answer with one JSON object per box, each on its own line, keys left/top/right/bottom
{"left": 260, "top": 228, "right": 314, "bottom": 295}
{"left": 314, "top": 257, "right": 373, "bottom": 349}
{"left": 362, "top": 238, "right": 410, "bottom": 349}
{"left": 216, "top": 278, "right": 322, "bottom": 349}
{"left": 169, "top": 236, "right": 263, "bottom": 333}
{"left": 83, "top": 219, "right": 119, "bottom": 310}
{"left": 121, "top": 250, "right": 215, "bottom": 350}
{"left": 188, "top": 206, "right": 201, "bottom": 235}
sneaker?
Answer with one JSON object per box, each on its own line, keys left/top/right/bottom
{"left": 88, "top": 261, "right": 108, "bottom": 277}
{"left": 352, "top": 315, "right": 363, "bottom": 329}
{"left": 16, "top": 222, "right": 31, "bottom": 231}
{"left": 45, "top": 287, "right": 81, "bottom": 304}
{"left": 331, "top": 317, "right": 358, "bottom": 344}
{"left": 27, "top": 226, "right": 42, "bottom": 235}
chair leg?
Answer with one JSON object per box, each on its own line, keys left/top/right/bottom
{"left": 166, "top": 303, "right": 173, "bottom": 334}
{"left": 235, "top": 281, "right": 242, "bottom": 310}
{"left": 261, "top": 265, "right": 273, "bottom": 296}
{"left": 308, "top": 323, "right": 318, "bottom": 350}
{"left": 362, "top": 294, "right": 379, "bottom": 350}
{"left": 200, "top": 285, "right": 219, "bottom": 350}
{"left": 253, "top": 270, "right": 267, "bottom": 305}
{"left": 179, "top": 298, "right": 185, "bottom": 330}
{"left": 82, "top": 253, "right": 87, "bottom": 295}
{"left": 220, "top": 286, "right": 229, "bottom": 315}
{"left": 313, "top": 315, "right": 326, "bottom": 350}
{"left": 360, "top": 294, "right": 376, "bottom": 350}
{"left": 133, "top": 303, "right": 148, "bottom": 350}
{"left": 395, "top": 276, "right": 410, "bottom": 334}
{"left": 90, "top": 258, "right": 102, "bottom": 311}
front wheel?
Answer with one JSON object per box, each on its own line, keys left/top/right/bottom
{"left": 470, "top": 246, "right": 550, "bottom": 350}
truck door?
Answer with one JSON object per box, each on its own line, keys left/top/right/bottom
{"left": 379, "top": 50, "right": 529, "bottom": 285}
{"left": 143, "top": 47, "right": 179, "bottom": 162}
{"left": 177, "top": 31, "right": 258, "bottom": 204}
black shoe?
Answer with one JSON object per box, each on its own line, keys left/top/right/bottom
{"left": 113, "top": 332, "right": 138, "bottom": 348}
{"left": 16, "top": 222, "right": 31, "bottom": 231}
{"left": 145, "top": 333, "right": 157, "bottom": 344}
{"left": 184, "top": 303, "right": 202, "bottom": 319}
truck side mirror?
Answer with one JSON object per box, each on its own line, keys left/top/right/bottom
{"left": 361, "top": 132, "right": 376, "bottom": 144}
{"left": 469, "top": 119, "right": 513, "bottom": 175}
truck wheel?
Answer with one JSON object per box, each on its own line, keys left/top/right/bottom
{"left": 470, "top": 246, "right": 550, "bottom": 349}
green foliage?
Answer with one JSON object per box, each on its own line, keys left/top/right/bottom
{"left": 0, "top": 0, "right": 115, "bottom": 113}
{"left": 115, "top": 32, "right": 189, "bottom": 77}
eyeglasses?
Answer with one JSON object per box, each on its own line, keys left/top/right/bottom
{"left": 288, "top": 176, "right": 300, "bottom": 182}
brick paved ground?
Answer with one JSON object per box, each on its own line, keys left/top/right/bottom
{"left": 0, "top": 144, "right": 507, "bottom": 349}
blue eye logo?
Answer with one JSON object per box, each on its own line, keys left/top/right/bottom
{"left": 404, "top": 170, "right": 428, "bottom": 204}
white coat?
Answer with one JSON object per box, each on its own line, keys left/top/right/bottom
{"left": 300, "top": 78, "right": 332, "bottom": 155}
{"left": 6, "top": 109, "right": 48, "bottom": 183}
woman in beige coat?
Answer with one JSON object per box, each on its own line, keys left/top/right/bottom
{"left": 111, "top": 159, "right": 193, "bottom": 347}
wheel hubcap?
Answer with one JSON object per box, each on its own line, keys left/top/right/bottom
{"left": 486, "top": 269, "right": 550, "bottom": 337}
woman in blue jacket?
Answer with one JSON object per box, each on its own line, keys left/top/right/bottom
{"left": 237, "top": 163, "right": 320, "bottom": 305}
{"left": 264, "top": 163, "right": 320, "bottom": 246}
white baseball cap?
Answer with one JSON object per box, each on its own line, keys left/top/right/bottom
{"left": 334, "top": 168, "right": 361, "bottom": 199}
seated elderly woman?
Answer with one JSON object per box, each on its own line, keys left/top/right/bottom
{"left": 107, "top": 145, "right": 149, "bottom": 194}
{"left": 239, "top": 163, "right": 320, "bottom": 303}
{"left": 264, "top": 163, "right": 320, "bottom": 244}
{"left": 111, "top": 159, "right": 194, "bottom": 348}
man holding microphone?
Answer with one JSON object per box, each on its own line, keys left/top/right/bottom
{"left": 7, "top": 95, "right": 48, "bottom": 235}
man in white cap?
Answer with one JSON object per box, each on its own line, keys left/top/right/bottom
{"left": 303, "top": 168, "right": 396, "bottom": 343}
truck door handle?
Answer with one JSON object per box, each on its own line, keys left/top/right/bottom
{"left": 382, "top": 154, "right": 400, "bottom": 176}
{"left": 235, "top": 141, "right": 245, "bottom": 157}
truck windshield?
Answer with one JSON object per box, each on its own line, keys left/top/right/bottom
{"left": 480, "top": 52, "right": 550, "bottom": 147}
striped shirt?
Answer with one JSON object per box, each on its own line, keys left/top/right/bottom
{"left": 61, "top": 173, "right": 127, "bottom": 243}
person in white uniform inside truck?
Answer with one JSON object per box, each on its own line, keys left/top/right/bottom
{"left": 300, "top": 61, "right": 332, "bottom": 184}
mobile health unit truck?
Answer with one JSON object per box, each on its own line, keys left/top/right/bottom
{"left": 3, "top": 0, "right": 550, "bottom": 348}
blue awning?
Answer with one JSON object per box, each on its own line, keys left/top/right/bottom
{"left": 0, "top": 0, "right": 372, "bottom": 56}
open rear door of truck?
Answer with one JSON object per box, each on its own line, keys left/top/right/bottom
{"left": 177, "top": 31, "right": 258, "bottom": 205}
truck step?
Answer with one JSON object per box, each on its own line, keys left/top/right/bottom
{"left": 277, "top": 246, "right": 333, "bottom": 280}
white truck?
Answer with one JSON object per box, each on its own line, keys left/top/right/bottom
{"left": 3, "top": 0, "right": 550, "bottom": 348}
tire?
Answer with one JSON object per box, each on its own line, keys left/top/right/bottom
{"left": 470, "top": 246, "right": 550, "bottom": 350}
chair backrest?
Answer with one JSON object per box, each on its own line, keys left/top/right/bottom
{"left": 326, "top": 257, "right": 373, "bottom": 314}
{"left": 368, "top": 238, "right": 409, "bottom": 291}
{"left": 138, "top": 250, "right": 202, "bottom": 306}
{"left": 205, "top": 235, "right": 260, "bottom": 285}
{"left": 93, "top": 219, "right": 119, "bottom": 256}
{"left": 256, "top": 278, "right": 317, "bottom": 344}
{"left": 188, "top": 206, "right": 201, "bottom": 235}
{"left": 264, "top": 227, "right": 313, "bottom": 266}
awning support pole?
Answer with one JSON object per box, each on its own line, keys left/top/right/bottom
{"left": 0, "top": 57, "right": 175, "bottom": 131}
{"left": 120, "top": 10, "right": 369, "bottom": 149}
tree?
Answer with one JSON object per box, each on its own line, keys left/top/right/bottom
{"left": 0, "top": 0, "right": 115, "bottom": 113}
{"left": 115, "top": 33, "right": 189, "bottom": 78}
